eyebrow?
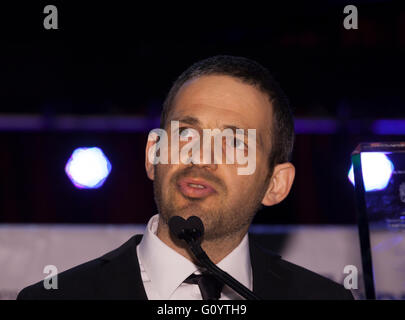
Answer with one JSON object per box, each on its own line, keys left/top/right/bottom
{"left": 173, "top": 115, "right": 264, "bottom": 148}
{"left": 173, "top": 116, "right": 201, "bottom": 126}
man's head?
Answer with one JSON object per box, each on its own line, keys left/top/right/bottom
{"left": 161, "top": 55, "right": 294, "bottom": 170}
{"left": 145, "top": 55, "right": 295, "bottom": 241}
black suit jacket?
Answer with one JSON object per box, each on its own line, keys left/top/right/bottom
{"left": 17, "top": 234, "right": 353, "bottom": 300}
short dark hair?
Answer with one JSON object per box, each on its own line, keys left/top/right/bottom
{"left": 161, "top": 55, "right": 294, "bottom": 170}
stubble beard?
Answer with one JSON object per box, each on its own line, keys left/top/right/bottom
{"left": 153, "top": 165, "right": 266, "bottom": 242}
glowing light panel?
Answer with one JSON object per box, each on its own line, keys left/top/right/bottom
{"left": 65, "top": 147, "right": 112, "bottom": 189}
{"left": 348, "top": 152, "right": 394, "bottom": 192}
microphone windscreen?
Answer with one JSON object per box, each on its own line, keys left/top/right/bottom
{"left": 187, "top": 216, "right": 204, "bottom": 236}
{"left": 168, "top": 216, "right": 187, "bottom": 238}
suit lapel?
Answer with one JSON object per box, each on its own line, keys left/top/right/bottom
{"left": 98, "top": 234, "right": 148, "bottom": 300}
{"left": 249, "top": 235, "right": 286, "bottom": 299}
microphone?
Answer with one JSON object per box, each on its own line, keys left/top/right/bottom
{"left": 168, "top": 215, "right": 261, "bottom": 300}
{"left": 168, "top": 215, "right": 204, "bottom": 244}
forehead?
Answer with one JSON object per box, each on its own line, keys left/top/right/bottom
{"left": 170, "top": 75, "right": 273, "bottom": 133}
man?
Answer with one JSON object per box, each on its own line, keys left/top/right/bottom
{"left": 17, "top": 55, "right": 353, "bottom": 300}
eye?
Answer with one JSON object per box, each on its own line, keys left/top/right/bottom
{"left": 179, "top": 127, "right": 195, "bottom": 139}
{"left": 227, "top": 137, "right": 246, "bottom": 150}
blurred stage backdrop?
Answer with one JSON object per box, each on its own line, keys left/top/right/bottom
{"left": 0, "top": 1, "right": 404, "bottom": 299}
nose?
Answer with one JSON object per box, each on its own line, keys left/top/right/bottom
{"left": 180, "top": 133, "right": 219, "bottom": 171}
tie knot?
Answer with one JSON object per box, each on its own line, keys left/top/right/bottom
{"left": 184, "top": 272, "right": 224, "bottom": 300}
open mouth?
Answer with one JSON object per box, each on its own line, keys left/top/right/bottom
{"left": 188, "top": 183, "right": 205, "bottom": 189}
{"left": 176, "top": 177, "right": 217, "bottom": 199}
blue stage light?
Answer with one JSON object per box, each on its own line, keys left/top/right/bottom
{"left": 65, "top": 147, "right": 112, "bottom": 189}
{"left": 348, "top": 152, "right": 394, "bottom": 192}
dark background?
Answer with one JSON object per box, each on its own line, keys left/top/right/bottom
{"left": 0, "top": 1, "right": 404, "bottom": 225}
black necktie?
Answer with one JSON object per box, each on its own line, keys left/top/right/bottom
{"left": 184, "top": 272, "right": 224, "bottom": 300}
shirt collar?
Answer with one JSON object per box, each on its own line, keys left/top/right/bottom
{"left": 217, "top": 231, "right": 252, "bottom": 290}
{"left": 137, "top": 214, "right": 252, "bottom": 299}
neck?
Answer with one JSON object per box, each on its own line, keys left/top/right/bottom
{"left": 156, "top": 215, "right": 248, "bottom": 265}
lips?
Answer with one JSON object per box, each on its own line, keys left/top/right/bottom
{"left": 176, "top": 177, "right": 217, "bottom": 199}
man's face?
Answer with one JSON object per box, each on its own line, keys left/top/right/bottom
{"left": 149, "top": 75, "right": 274, "bottom": 240}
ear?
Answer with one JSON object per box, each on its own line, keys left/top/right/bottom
{"left": 261, "top": 162, "right": 295, "bottom": 206}
{"left": 145, "top": 137, "right": 156, "bottom": 181}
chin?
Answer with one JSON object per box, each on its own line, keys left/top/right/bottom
{"left": 174, "top": 206, "right": 203, "bottom": 219}
{"left": 172, "top": 205, "right": 212, "bottom": 223}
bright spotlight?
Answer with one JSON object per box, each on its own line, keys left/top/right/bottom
{"left": 65, "top": 147, "right": 112, "bottom": 189}
{"left": 348, "top": 152, "right": 394, "bottom": 192}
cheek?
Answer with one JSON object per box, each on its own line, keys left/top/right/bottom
{"left": 235, "top": 170, "right": 268, "bottom": 197}
{"left": 156, "top": 164, "right": 181, "bottom": 191}
{"left": 255, "top": 151, "right": 271, "bottom": 180}
{"left": 224, "top": 170, "right": 257, "bottom": 197}
{"left": 155, "top": 164, "right": 170, "bottom": 186}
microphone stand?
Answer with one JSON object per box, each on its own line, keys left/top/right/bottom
{"left": 185, "top": 237, "right": 261, "bottom": 300}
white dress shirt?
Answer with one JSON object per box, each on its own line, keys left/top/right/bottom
{"left": 136, "top": 214, "right": 253, "bottom": 300}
